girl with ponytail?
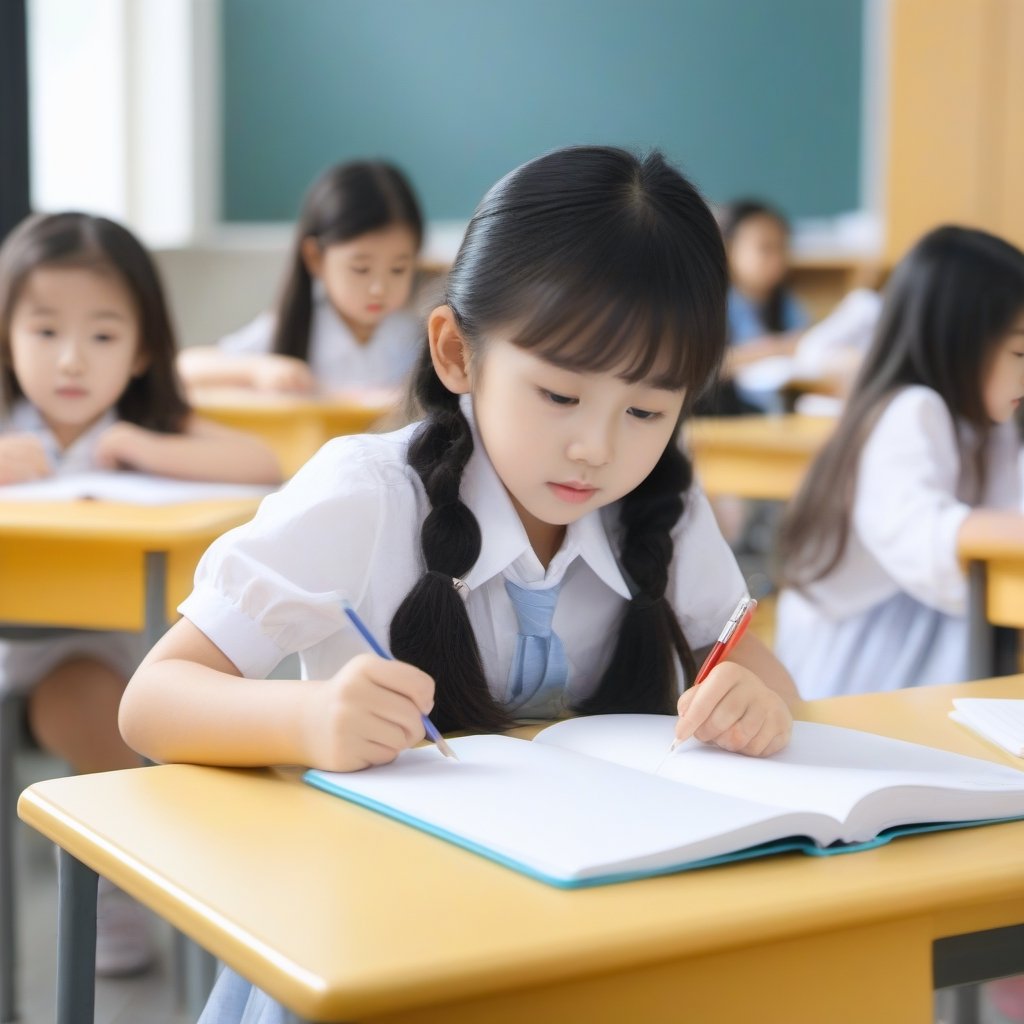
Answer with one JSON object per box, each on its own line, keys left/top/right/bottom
{"left": 125, "top": 145, "right": 797, "bottom": 1021}
{"left": 178, "top": 160, "right": 423, "bottom": 395}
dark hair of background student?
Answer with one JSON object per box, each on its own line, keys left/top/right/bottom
{"left": 272, "top": 160, "right": 424, "bottom": 361}
{"left": 388, "top": 145, "right": 729, "bottom": 732}
{"left": 777, "top": 224, "right": 1024, "bottom": 591}
{"left": 0, "top": 211, "right": 189, "bottom": 432}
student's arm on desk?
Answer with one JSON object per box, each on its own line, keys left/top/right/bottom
{"left": 94, "top": 414, "right": 282, "bottom": 485}
{"left": 177, "top": 346, "right": 317, "bottom": 393}
{"left": 957, "top": 508, "right": 1024, "bottom": 549}
{"left": 119, "top": 617, "right": 433, "bottom": 771}
{"left": 675, "top": 633, "right": 797, "bottom": 757}
{"left": 723, "top": 331, "right": 803, "bottom": 376}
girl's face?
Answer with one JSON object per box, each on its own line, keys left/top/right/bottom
{"left": 7, "top": 266, "right": 146, "bottom": 448}
{"left": 304, "top": 224, "right": 418, "bottom": 340}
{"left": 982, "top": 311, "right": 1024, "bottom": 423}
{"left": 470, "top": 335, "right": 685, "bottom": 561}
{"left": 728, "top": 214, "right": 790, "bottom": 298}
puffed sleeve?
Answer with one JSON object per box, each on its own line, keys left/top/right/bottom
{"left": 178, "top": 435, "right": 410, "bottom": 678}
{"left": 667, "top": 481, "right": 749, "bottom": 651}
{"left": 851, "top": 387, "right": 972, "bottom": 615}
{"left": 217, "top": 311, "right": 275, "bottom": 354}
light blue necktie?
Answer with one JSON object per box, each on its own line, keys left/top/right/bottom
{"left": 504, "top": 578, "right": 569, "bottom": 716}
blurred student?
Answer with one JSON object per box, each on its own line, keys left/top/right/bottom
{"left": 775, "top": 225, "right": 1024, "bottom": 700}
{"left": 698, "top": 199, "right": 810, "bottom": 415}
{"left": 178, "top": 160, "right": 424, "bottom": 396}
{"left": 0, "top": 211, "right": 281, "bottom": 975}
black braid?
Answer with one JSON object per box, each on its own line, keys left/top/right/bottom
{"left": 574, "top": 440, "right": 698, "bottom": 715}
{"left": 389, "top": 347, "right": 513, "bottom": 733}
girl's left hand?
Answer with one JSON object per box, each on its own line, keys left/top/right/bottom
{"left": 95, "top": 422, "right": 146, "bottom": 470}
{"left": 675, "top": 662, "right": 792, "bottom": 757}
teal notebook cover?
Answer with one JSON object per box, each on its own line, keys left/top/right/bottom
{"left": 302, "top": 719, "right": 1024, "bottom": 890}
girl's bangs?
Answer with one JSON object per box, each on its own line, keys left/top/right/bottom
{"left": 503, "top": 277, "right": 722, "bottom": 394}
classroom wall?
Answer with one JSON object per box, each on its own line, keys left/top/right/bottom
{"left": 220, "top": 0, "right": 864, "bottom": 225}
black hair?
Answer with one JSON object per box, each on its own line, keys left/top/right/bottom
{"left": 389, "top": 146, "right": 728, "bottom": 732}
{"left": 720, "top": 197, "right": 791, "bottom": 333}
{"left": 0, "top": 212, "right": 189, "bottom": 431}
{"left": 271, "top": 160, "right": 423, "bottom": 360}
{"left": 778, "top": 224, "right": 1024, "bottom": 589}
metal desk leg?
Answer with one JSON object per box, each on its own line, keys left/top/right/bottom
{"left": 56, "top": 849, "right": 96, "bottom": 1024}
{"left": 143, "top": 552, "right": 219, "bottom": 1018}
{"left": 966, "top": 562, "right": 994, "bottom": 680}
{"left": 0, "top": 695, "right": 19, "bottom": 1023}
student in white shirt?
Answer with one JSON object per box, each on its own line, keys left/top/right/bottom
{"left": 775, "top": 225, "right": 1024, "bottom": 700}
{"left": 121, "top": 146, "right": 797, "bottom": 1023}
{"left": 177, "top": 160, "right": 424, "bottom": 395}
{"left": 0, "top": 211, "right": 281, "bottom": 976}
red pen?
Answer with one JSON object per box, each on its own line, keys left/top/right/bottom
{"left": 665, "top": 596, "right": 758, "bottom": 757}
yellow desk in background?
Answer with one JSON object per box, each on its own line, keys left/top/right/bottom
{"left": 0, "top": 498, "right": 261, "bottom": 641}
{"left": 960, "top": 533, "right": 1024, "bottom": 678}
{"left": 0, "top": 498, "right": 261, "bottom": 1021}
{"left": 19, "top": 677, "right": 1024, "bottom": 1024}
{"left": 192, "top": 388, "right": 398, "bottom": 476}
{"left": 685, "top": 414, "right": 834, "bottom": 500}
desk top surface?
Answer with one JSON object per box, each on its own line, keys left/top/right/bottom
{"left": 19, "top": 677, "right": 1024, "bottom": 1020}
{"left": 685, "top": 414, "right": 836, "bottom": 454}
{"left": 0, "top": 497, "right": 261, "bottom": 543}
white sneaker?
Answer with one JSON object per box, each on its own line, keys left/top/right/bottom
{"left": 95, "top": 877, "right": 157, "bottom": 977}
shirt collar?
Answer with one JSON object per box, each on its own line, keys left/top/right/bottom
{"left": 7, "top": 399, "right": 117, "bottom": 471}
{"left": 457, "top": 394, "right": 632, "bottom": 599}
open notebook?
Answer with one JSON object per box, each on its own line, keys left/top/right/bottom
{"left": 950, "top": 699, "right": 1024, "bottom": 758}
{"left": 304, "top": 716, "right": 1024, "bottom": 889}
{"left": 0, "top": 472, "right": 273, "bottom": 505}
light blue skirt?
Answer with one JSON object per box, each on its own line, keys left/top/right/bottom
{"left": 198, "top": 967, "right": 290, "bottom": 1024}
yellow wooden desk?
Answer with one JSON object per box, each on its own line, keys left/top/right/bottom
{"left": 0, "top": 497, "right": 261, "bottom": 1022}
{"left": 0, "top": 498, "right": 261, "bottom": 640}
{"left": 191, "top": 389, "right": 397, "bottom": 476}
{"left": 959, "top": 534, "right": 1024, "bottom": 678}
{"left": 18, "top": 677, "right": 1024, "bottom": 1024}
{"left": 684, "top": 414, "right": 835, "bottom": 500}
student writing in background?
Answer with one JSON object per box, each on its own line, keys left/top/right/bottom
{"left": 178, "top": 160, "right": 424, "bottom": 396}
{"left": 774, "top": 225, "right": 1024, "bottom": 700}
{"left": 0, "top": 212, "right": 281, "bottom": 976}
{"left": 121, "top": 146, "right": 797, "bottom": 1023}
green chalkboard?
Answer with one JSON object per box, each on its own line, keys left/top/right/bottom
{"left": 222, "top": 0, "right": 863, "bottom": 223}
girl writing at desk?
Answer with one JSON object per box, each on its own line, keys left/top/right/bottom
{"left": 122, "top": 146, "right": 797, "bottom": 1022}
{"left": 775, "top": 225, "right": 1024, "bottom": 699}
{"left": 178, "top": 160, "right": 424, "bottom": 396}
{"left": 0, "top": 211, "right": 281, "bottom": 976}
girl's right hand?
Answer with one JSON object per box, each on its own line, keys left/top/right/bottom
{"left": 0, "top": 434, "right": 52, "bottom": 484}
{"left": 250, "top": 354, "right": 318, "bottom": 393}
{"left": 299, "top": 653, "right": 436, "bottom": 772}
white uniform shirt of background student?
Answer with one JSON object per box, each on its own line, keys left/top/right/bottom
{"left": 774, "top": 225, "right": 1024, "bottom": 701}
{"left": 178, "top": 160, "right": 424, "bottom": 396}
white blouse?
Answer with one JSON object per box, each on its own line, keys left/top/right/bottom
{"left": 788, "top": 385, "right": 1022, "bottom": 622}
{"left": 180, "top": 397, "right": 747, "bottom": 701}
{"left": 219, "top": 290, "right": 421, "bottom": 392}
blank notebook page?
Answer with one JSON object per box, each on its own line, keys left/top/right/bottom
{"left": 951, "top": 699, "right": 1024, "bottom": 757}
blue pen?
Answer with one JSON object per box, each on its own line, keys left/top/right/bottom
{"left": 340, "top": 600, "right": 459, "bottom": 761}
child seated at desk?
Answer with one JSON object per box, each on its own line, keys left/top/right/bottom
{"left": 177, "top": 160, "right": 424, "bottom": 397}
{"left": 0, "top": 211, "right": 281, "bottom": 976}
{"left": 697, "top": 198, "right": 810, "bottom": 416}
{"left": 774, "top": 225, "right": 1024, "bottom": 700}
{"left": 121, "top": 145, "right": 798, "bottom": 1023}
